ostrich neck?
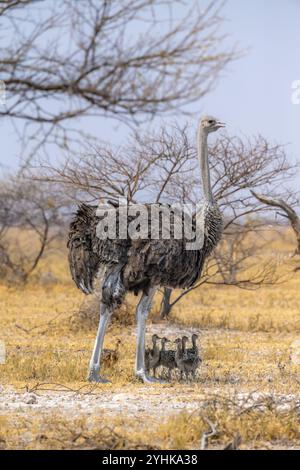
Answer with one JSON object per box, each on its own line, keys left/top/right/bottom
{"left": 198, "top": 128, "right": 213, "bottom": 204}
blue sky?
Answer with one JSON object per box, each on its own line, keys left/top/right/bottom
{"left": 0, "top": 0, "right": 299, "bottom": 181}
{"left": 200, "top": 0, "right": 300, "bottom": 161}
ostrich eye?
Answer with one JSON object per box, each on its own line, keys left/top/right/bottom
{"left": 208, "top": 120, "right": 214, "bottom": 124}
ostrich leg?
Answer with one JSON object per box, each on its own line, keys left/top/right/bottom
{"left": 88, "top": 303, "right": 112, "bottom": 383}
{"left": 135, "top": 288, "right": 165, "bottom": 384}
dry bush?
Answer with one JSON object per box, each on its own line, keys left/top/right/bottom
{"left": 70, "top": 295, "right": 135, "bottom": 331}
{"left": 0, "top": 414, "right": 154, "bottom": 450}
{"left": 69, "top": 295, "right": 101, "bottom": 330}
{"left": 160, "top": 394, "right": 300, "bottom": 449}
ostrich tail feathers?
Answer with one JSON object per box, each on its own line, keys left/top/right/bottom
{"left": 67, "top": 203, "right": 100, "bottom": 294}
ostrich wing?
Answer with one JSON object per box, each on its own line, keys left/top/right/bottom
{"left": 67, "top": 203, "right": 132, "bottom": 294}
{"left": 67, "top": 201, "right": 221, "bottom": 295}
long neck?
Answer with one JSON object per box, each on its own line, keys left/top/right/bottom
{"left": 176, "top": 344, "right": 182, "bottom": 356}
{"left": 197, "top": 127, "right": 213, "bottom": 204}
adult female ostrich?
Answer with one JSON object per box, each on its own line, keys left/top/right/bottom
{"left": 68, "top": 116, "right": 224, "bottom": 383}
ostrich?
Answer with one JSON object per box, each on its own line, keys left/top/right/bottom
{"left": 174, "top": 338, "right": 185, "bottom": 380}
{"left": 174, "top": 336, "right": 201, "bottom": 381}
{"left": 186, "top": 333, "right": 200, "bottom": 360}
{"left": 181, "top": 335, "right": 201, "bottom": 380}
{"left": 145, "top": 334, "right": 161, "bottom": 377}
{"left": 159, "top": 337, "right": 177, "bottom": 380}
{"left": 67, "top": 116, "right": 224, "bottom": 384}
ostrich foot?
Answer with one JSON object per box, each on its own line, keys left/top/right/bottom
{"left": 88, "top": 367, "right": 111, "bottom": 384}
{"left": 136, "top": 371, "right": 167, "bottom": 384}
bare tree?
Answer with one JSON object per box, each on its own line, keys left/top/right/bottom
{"left": 251, "top": 191, "right": 300, "bottom": 256}
{"left": 0, "top": 0, "right": 32, "bottom": 16}
{"left": 0, "top": 174, "right": 64, "bottom": 283}
{"left": 214, "top": 223, "right": 262, "bottom": 285}
{"left": 32, "top": 123, "right": 297, "bottom": 315}
{"left": 35, "top": 125, "right": 295, "bottom": 205}
{"left": 33, "top": 124, "right": 197, "bottom": 203}
{"left": 157, "top": 131, "right": 298, "bottom": 317}
{"left": 0, "top": 0, "right": 236, "bottom": 159}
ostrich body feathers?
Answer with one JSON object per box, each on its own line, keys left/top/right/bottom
{"left": 67, "top": 201, "right": 222, "bottom": 308}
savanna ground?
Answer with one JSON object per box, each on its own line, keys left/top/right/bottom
{"left": 0, "top": 228, "right": 300, "bottom": 450}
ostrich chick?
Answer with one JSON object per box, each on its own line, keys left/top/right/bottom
{"left": 181, "top": 335, "right": 201, "bottom": 380}
{"left": 145, "top": 334, "right": 161, "bottom": 377}
{"left": 174, "top": 338, "right": 185, "bottom": 380}
{"left": 159, "top": 337, "right": 177, "bottom": 380}
{"left": 185, "top": 334, "right": 201, "bottom": 360}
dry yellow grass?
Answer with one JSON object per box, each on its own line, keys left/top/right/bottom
{"left": 0, "top": 229, "right": 300, "bottom": 449}
{"left": 1, "top": 402, "right": 300, "bottom": 450}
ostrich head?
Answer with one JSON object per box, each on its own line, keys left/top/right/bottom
{"left": 151, "top": 334, "right": 161, "bottom": 345}
{"left": 160, "top": 337, "right": 170, "bottom": 350}
{"left": 200, "top": 115, "right": 225, "bottom": 133}
{"left": 161, "top": 337, "right": 170, "bottom": 344}
{"left": 182, "top": 335, "right": 189, "bottom": 345}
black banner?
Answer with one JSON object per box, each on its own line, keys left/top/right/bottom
{"left": 0, "top": 449, "right": 298, "bottom": 466}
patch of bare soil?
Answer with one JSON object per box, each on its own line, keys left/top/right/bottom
{"left": 1, "top": 385, "right": 299, "bottom": 418}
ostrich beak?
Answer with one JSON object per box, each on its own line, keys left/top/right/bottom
{"left": 216, "top": 121, "right": 225, "bottom": 128}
